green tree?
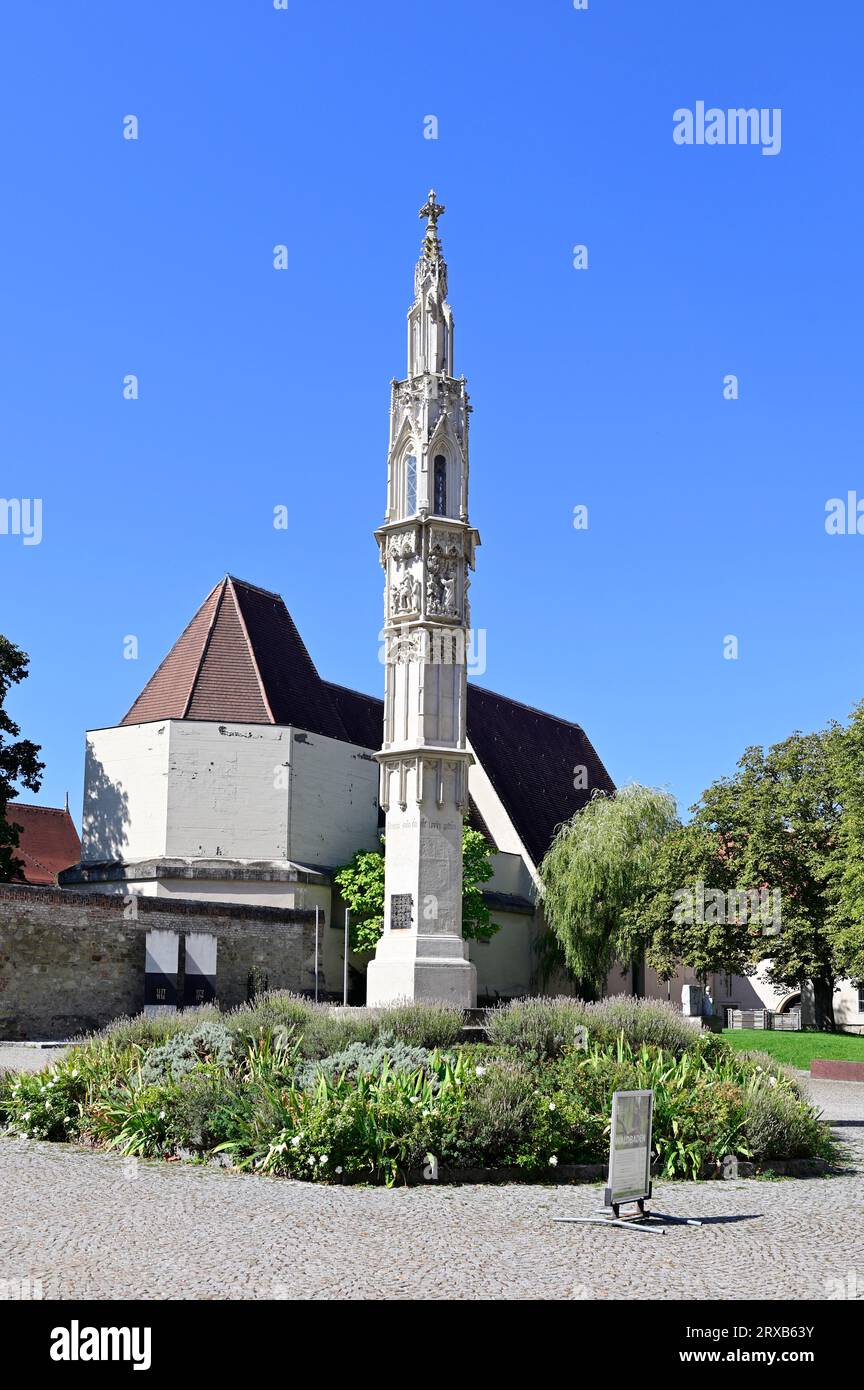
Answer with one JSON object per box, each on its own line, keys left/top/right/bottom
{"left": 539, "top": 784, "right": 679, "bottom": 993}
{"left": 0, "top": 636, "right": 44, "bottom": 881}
{"left": 334, "top": 826, "right": 497, "bottom": 955}
{"left": 677, "top": 730, "right": 846, "bottom": 1030}
{"left": 829, "top": 702, "right": 864, "bottom": 984}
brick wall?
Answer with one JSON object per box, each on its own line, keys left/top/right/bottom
{"left": 0, "top": 884, "right": 316, "bottom": 1040}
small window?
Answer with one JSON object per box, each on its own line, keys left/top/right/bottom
{"left": 724, "top": 973, "right": 733, "bottom": 997}
{"left": 405, "top": 454, "right": 417, "bottom": 514}
{"left": 433, "top": 455, "right": 447, "bottom": 515}
{"left": 859, "top": 984, "right": 864, "bottom": 1015}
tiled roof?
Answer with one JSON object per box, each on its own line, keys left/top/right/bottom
{"left": 323, "top": 681, "right": 614, "bottom": 866}
{"left": 6, "top": 803, "right": 82, "bottom": 886}
{"left": 122, "top": 577, "right": 347, "bottom": 741}
{"left": 465, "top": 685, "right": 616, "bottom": 867}
{"left": 121, "top": 580, "right": 614, "bottom": 865}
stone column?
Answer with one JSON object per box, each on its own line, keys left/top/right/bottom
{"left": 366, "top": 192, "right": 477, "bottom": 1009}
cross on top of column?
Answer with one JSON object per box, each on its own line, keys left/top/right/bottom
{"left": 419, "top": 189, "right": 446, "bottom": 227}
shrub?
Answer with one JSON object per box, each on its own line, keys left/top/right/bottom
{"left": 0, "top": 1068, "right": 13, "bottom": 1126}
{"left": 744, "top": 1084, "right": 831, "bottom": 1161}
{"left": 233, "top": 1053, "right": 469, "bottom": 1185}
{"left": 139, "top": 1021, "right": 234, "bottom": 1084}
{"left": 293, "top": 1040, "right": 443, "bottom": 1091}
{"left": 485, "top": 995, "right": 704, "bottom": 1058}
{"left": 738, "top": 1050, "right": 801, "bottom": 1092}
{"left": 164, "top": 1071, "right": 253, "bottom": 1152}
{"left": 375, "top": 1001, "right": 464, "bottom": 1049}
{"left": 443, "top": 1060, "right": 538, "bottom": 1167}
{"left": 89, "top": 1005, "right": 222, "bottom": 1052}
{"left": 484, "top": 997, "right": 592, "bottom": 1058}
{"left": 582, "top": 996, "right": 703, "bottom": 1054}
{"left": 4, "top": 1060, "right": 89, "bottom": 1141}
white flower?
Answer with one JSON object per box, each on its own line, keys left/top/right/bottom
{"left": 159, "top": 1111, "right": 166, "bottom": 1120}
{"left": 769, "top": 1076, "right": 777, "bottom": 1087}
{"left": 549, "top": 1155, "right": 558, "bottom": 1167}
{"left": 548, "top": 1102, "right": 556, "bottom": 1112}
{"left": 319, "top": 1155, "right": 328, "bottom": 1165}
{"left": 335, "top": 1166, "right": 343, "bottom": 1174}
{"left": 307, "top": 1156, "right": 315, "bottom": 1166}
{"left": 290, "top": 1135, "right": 302, "bottom": 1147}
{"left": 474, "top": 1066, "right": 486, "bottom": 1077}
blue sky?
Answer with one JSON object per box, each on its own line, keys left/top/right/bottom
{"left": 2, "top": 0, "right": 862, "bottom": 826}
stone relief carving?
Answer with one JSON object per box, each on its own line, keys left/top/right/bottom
{"left": 386, "top": 528, "right": 421, "bottom": 619}
{"left": 426, "top": 531, "right": 462, "bottom": 619}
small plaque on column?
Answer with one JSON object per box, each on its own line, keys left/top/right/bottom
{"left": 390, "top": 894, "right": 413, "bottom": 930}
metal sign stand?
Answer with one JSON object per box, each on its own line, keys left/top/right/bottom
{"left": 554, "top": 1190, "right": 702, "bottom": 1235}
{"left": 554, "top": 1089, "right": 703, "bottom": 1235}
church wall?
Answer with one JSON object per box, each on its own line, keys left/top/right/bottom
{"left": 0, "top": 884, "right": 316, "bottom": 1040}
{"left": 484, "top": 849, "right": 536, "bottom": 901}
{"left": 469, "top": 909, "right": 538, "bottom": 1001}
{"left": 164, "top": 720, "right": 291, "bottom": 860}
{"left": 287, "top": 728, "right": 379, "bottom": 869}
{"left": 83, "top": 723, "right": 171, "bottom": 863}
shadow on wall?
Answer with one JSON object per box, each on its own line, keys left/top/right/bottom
{"left": 81, "top": 749, "right": 131, "bottom": 864}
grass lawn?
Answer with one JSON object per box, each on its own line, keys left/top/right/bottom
{"left": 723, "top": 1028, "right": 864, "bottom": 1068}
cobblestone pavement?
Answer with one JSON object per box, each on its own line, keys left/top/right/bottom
{"left": 0, "top": 1045, "right": 68, "bottom": 1074}
{"left": 0, "top": 1074, "right": 861, "bottom": 1300}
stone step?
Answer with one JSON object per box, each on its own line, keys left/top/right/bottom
{"left": 458, "top": 1024, "right": 488, "bottom": 1043}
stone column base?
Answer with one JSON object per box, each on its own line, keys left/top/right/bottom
{"left": 366, "top": 954, "right": 476, "bottom": 1008}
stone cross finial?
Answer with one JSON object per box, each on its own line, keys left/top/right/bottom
{"left": 419, "top": 190, "right": 446, "bottom": 227}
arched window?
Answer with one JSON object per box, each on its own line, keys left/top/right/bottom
{"left": 405, "top": 454, "right": 417, "bottom": 514}
{"left": 433, "top": 455, "right": 447, "bottom": 515}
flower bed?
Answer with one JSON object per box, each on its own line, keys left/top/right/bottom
{"left": 0, "top": 995, "right": 834, "bottom": 1185}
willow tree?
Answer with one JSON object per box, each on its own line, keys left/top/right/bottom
{"left": 539, "top": 784, "right": 679, "bottom": 992}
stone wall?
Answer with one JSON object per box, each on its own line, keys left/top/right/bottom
{"left": 0, "top": 884, "right": 316, "bottom": 1040}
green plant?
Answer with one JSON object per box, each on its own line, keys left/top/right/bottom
{"left": 334, "top": 826, "right": 498, "bottom": 954}
{"left": 293, "top": 1039, "right": 444, "bottom": 1091}
{"left": 376, "top": 1000, "right": 464, "bottom": 1049}
{"left": 484, "top": 995, "right": 700, "bottom": 1059}
{"left": 5, "top": 1060, "right": 90, "bottom": 1141}
{"left": 140, "top": 1020, "right": 234, "bottom": 1084}
{"left": 743, "top": 1084, "right": 832, "bottom": 1161}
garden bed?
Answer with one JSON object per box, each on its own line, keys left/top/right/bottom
{"left": 0, "top": 995, "right": 837, "bottom": 1186}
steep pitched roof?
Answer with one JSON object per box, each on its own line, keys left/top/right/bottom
{"left": 6, "top": 803, "right": 82, "bottom": 886}
{"left": 122, "top": 577, "right": 347, "bottom": 741}
{"left": 465, "top": 685, "right": 616, "bottom": 867}
{"left": 122, "top": 581, "right": 615, "bottom": 866}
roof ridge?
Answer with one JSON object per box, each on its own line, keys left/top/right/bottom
{"left": 8, "top": 802, "right": 70, "bottom": 815}
{"left": 227, "top": 577, "right": 275, "bottom": 722}
{"left": 321, "top": 679, "right": 383, "bottom": 701}
{"left": 225, "top": 574, "right": 284, "bottom": 600}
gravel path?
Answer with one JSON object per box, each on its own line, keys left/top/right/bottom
{"left": 0, "top": 1073, "right": 861, "bottom": 1300}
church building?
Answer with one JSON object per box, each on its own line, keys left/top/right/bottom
{"left": 60, "top": 196, "right": 619, "bottom": 1001}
